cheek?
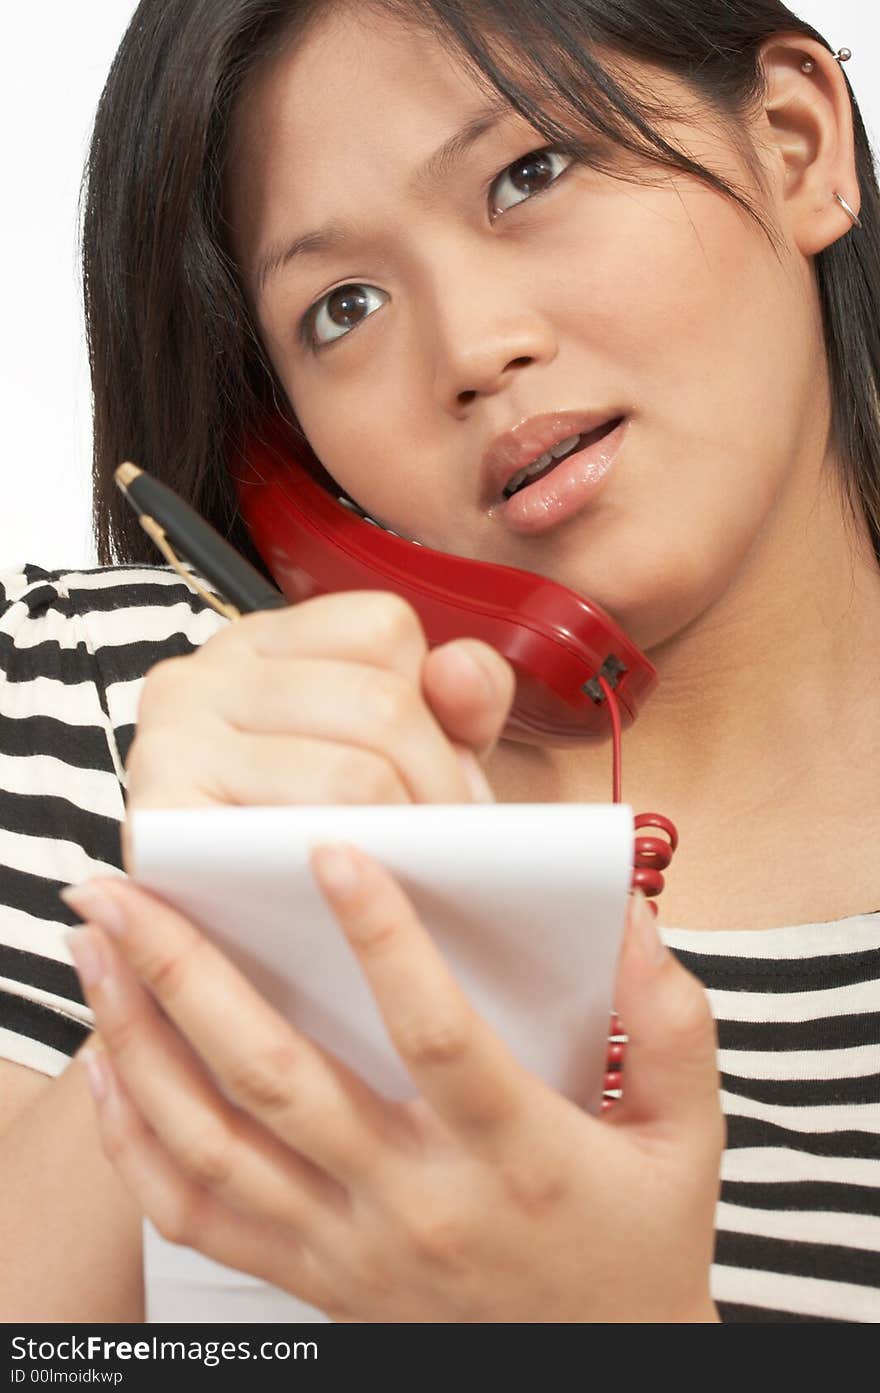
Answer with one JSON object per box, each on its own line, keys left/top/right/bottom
{"left": 553, "top": 179, "right": 806, "bottom": 427}
{"left": 552, "top": 192, "right": 810, "bottom": 643}
{"left": 262, "top": 293, "right": 426, "bottom": 507}
{"left": 275, "top": 346, "right": 442, "bottom": 516}
{"left": 281, "top": 381, "right": 413, "bottom": 510}
{"left": 262, "top": 335, "right": 370, "bottom": 496}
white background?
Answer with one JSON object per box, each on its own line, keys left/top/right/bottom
{"left": 1, "top": 2, "right": 877, "bottom": 570}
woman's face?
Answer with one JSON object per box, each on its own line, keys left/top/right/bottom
{"left": 226, "top": 6, "right": 830, "bottom": 651}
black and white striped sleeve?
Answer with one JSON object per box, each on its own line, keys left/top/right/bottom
{"left": 0, "top": 563, "right": 229, "bottom": 1077}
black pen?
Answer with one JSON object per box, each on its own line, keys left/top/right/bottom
{"left": 114, "top": 462, "right": 287, "bottom": 619}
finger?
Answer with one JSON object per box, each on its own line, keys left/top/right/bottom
{"left": 609, "top": 892, "right": 724, "bottom": 1146}
{"left": 215, "top": 657, "right": 480, "bottom": 804}
{"left": 128, "top": 724, "right": 412, "bottom": 809}
{"left": 421, "top": 639, "right": 516, "bottom": 763}
{"left": 79, "top": 1035, "right": 334, "bottom": 1308}
{"left": 310, "top": 842, "right": 533, "bottom": 1152}
{"left": 137, "top": 658, "right": 481, "bottom": 805}
{"left": 66, "top": 925, "right": 342, "bottom": 1232}
{"left": 61, "top": 879, "right": 405, "bottom": 1187}
{"left": 198, "top": 590, "right": 429, "bottom": 687}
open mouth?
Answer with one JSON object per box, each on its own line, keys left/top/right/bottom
{"left": 502, "top": 417, "right": 625, "bottom": 500}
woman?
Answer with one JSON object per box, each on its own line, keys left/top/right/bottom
{"left": 1, "top": 0, "right": 878, "bottom": 1322}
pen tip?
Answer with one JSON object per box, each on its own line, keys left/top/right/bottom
{"left": 115, "top": 462, "right": 142, "bottom": 492}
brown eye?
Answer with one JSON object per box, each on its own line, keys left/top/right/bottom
{"left": 308, "top": 283, "right": 389, "bottom": 348}
{"left": 490, "top": 147, "right": 572, "bottom": 217}
{"left": 326, "top": 286, "right": 368, "bottom": 328}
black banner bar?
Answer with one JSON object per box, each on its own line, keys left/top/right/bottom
{"left": 1, "top": 1323, "right": 619, "bottom": 1389}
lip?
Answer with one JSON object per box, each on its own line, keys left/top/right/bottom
{"left": 489, "top": 416, "right": 628, "bottom": 535}
{"left": 480, "top": 408, "right": 628, "bottom": 508}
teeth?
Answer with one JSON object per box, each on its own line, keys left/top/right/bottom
{"left": 503, "top": 434, "right": 584, "bottom": 497}
{"left": 550, "top": 434, "right": 581, "bottom": 459}
{"left": 526, "top": 449, "right": 555, "bottom": 476}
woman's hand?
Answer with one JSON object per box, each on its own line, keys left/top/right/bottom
{"left": 121, "top": 592, "right": 516, "bottom": 873}
{"left": 63, "top": 853, "right": 723, "bottom": 1324}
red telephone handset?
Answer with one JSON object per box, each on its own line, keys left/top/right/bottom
{"left": 232, "top": 415, "right": 657, "bottom": 745}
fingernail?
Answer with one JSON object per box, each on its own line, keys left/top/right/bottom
{"left": 311, "top": 843, "right": 362, "bottom": 900}
{"left": 60, "top": 881, "right": 127, "bottom": 937}
{"left": 65, "top": 928, "right": 108, "bottom": 988}
{"left": 79, "top": 1036, "right": 110, "bottom": 1103}
{"left": 630, "top": 889, "right": 668, "bottom": 967}
{"left": 456, "top": 748, "right": 495, "bottom": 804}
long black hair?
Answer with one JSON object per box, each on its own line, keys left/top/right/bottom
{"left": 81, "top": 0, "right": 880, "bottom": 578}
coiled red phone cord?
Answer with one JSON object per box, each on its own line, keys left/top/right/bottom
{"left": 596, "top": 675, "right": 679, "bottom": 1113}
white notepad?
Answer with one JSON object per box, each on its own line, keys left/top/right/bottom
{"left": 130, "top": 801, "right": 634, "bottom": 1323}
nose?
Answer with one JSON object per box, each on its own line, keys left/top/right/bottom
{"left": 425, "top": 251, "right": 558, "bottom": 410}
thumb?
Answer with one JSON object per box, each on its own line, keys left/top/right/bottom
{"left": 421, "top": 638, "right": 515, "bottom": 765}
{"left": 611, "top": 891, "right": 724, "bottom": 1145}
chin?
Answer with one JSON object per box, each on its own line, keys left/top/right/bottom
{"left": 561, "top": 550, "right": 709, "bottom": 657}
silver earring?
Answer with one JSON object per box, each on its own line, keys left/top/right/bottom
{"left": 804, "top": 48, "right": 852, "bottom": 74}
{"left": 834, "top": 192, "right": 863, "bottom": 229}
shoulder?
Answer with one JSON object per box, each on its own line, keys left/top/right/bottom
{"left": 0, "top": 559, "right": 232, "bottom": 786}
{"left": 1, "top": 561, "right": 231, "bottom": 705}
{"left": 1, "top": 561, "right": 230, "bottom": 649}
{"left": 0, "top": 565, "right": 231, "bottom": 1078}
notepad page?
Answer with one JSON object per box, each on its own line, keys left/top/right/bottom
{"left": 131, "top": 801, "right": 634, "bottom": 1322}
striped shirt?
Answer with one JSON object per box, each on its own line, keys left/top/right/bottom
{"left": 1, "top": 563, "right": 878, "bottom": 1323}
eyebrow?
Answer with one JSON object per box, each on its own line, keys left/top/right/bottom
{"left": 254, "top": 96, "right": 514, "bottom": 297}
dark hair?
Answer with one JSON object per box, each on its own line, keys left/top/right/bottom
{"left": 81, "top": 0, "right": 880, "bottom": 577}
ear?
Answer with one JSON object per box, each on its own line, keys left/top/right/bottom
{"left": 756, "top": 36, "right": 861, "bottom": 257}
